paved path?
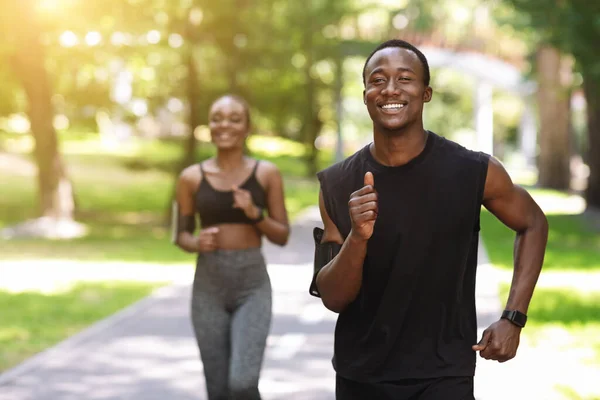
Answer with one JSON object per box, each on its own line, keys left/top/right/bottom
{"left": 0, "top": 207, "right": 510, "bottom": 400}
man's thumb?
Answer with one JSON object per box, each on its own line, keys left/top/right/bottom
{"left": 472, "top": 330, "right": 491, "bottom": 351}
{"left": 364, "top": 171, "right": 374, "bottom": 187}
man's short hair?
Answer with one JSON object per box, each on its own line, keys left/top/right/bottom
{"left": 362, "top": 39, "right": 431, "bottom": 87}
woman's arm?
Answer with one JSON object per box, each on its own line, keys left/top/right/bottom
{"left": 174, "top": 168, "right": 200, "bottom": 253}
{"left": 252, "top": 162, "right": 290, "bottom": 246}
{"left": 175, "top": 166, "right": 219, "bottom": 254}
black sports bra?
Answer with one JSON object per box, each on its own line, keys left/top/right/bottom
{"left": 195, "top": 161, "right": 267, "bottom": 227}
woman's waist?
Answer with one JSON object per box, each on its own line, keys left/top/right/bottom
{"left": 204, "top": 223, "right": 262, "bottom": 250}
{"left": 197, "top": 244, "right": 265, "bottom": 267}
{"left": 195, "top": 247, "right": 268, "bottom": 287}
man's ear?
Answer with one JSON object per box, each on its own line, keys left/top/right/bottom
{"left": 363, "top": 89, "right": 366, "bottom": 104}
{"left": 423, "top": 86, "right": 433, "bottom": 103}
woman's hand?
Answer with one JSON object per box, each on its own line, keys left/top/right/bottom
{"left": 197, "top": 227, "right": 219, "bottom": 252}
{"left": 232, "top": 185, "right": 261, "bottom": 219}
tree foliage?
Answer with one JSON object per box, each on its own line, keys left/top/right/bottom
{"left": 503, "top": 0, "right": 600, "bottom": 208}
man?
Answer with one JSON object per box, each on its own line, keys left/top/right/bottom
{"left": 309, "top": 39, "right": 548, "bottom": 399}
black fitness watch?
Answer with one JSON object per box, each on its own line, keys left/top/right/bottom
{"left": 249, "top": 207, "right": 264, "bottom": 224}
{"left": 501, "top": 309, "right": 527, "bottom": 328}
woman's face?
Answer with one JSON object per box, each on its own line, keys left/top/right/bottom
{"left": 208, "top": 97, "right": 249, "bottom": 151}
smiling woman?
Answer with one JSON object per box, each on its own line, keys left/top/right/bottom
{"left": 173, "top": 94, "right": 290, "bottom": 400}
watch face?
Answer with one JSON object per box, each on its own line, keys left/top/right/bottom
{"left": 503, "top": 310, "right": 527, "bottom": 327}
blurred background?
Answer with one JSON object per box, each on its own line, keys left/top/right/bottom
{"left": 0, "top": 0, "right": 599, "bottom": 399}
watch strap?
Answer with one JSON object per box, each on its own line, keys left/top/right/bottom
{"left": 249, "top": 207, "right": 264, "bottom": 224}
{"left": 501, "top": 309, "right": 527, "bottom": 328}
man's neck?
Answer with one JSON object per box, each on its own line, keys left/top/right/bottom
{"left": 371, "top": 126, "right": 428, "bottom": 167}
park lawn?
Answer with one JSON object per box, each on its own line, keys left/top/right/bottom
{"left": 499, "top": 284, "right": 600, "bottom": 400}
{"left": 0, "top": 132, "right": 323, "bottom": 372}
{"left": 0, "top": 281, "right": 161, "bottom": 372}
{"left": 522, "top": 286, "right": 600, "bottom": 361}
{"left": 0, "top": 132, "right": 323, "bottom": 263}
{"left": 483, "top": 188, "right": 600, "bottom": 399}
{"left": 480, "top": 205, "right": 600, "bottom": 272}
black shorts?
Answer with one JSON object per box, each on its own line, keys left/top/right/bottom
{"left": 336, "top": 375, "right": 474, "bottom": 400}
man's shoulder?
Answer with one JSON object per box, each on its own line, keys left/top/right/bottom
{"left": 317, "top": 146, "right": 366, "bottom": 183}
{"left": 433, "top": 132, "right": 490, "bottom": 166}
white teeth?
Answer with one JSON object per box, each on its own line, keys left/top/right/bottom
{"left": 381, "top": 104, "right": 404, "bottom": 109}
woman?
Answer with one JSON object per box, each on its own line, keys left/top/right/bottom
{"left": 174, "top": 94, "right": 290, "bottom": 400}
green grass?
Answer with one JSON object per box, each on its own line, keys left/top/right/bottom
{"left": 526, "top": 288, "right": 600, "bottom": 326}
{"left": 555, "top": 386, "right": 600, "bottom": 400}
{"left": 0, "top": 132, "right": 322, "bottom": 263}
{"left": 0, "top": 130, "right": 333, "bottom": 178}
{"left": 0, "top": 282, "right": 161, "bottom": 372}
{"left": 0, "top": 131, "right": 323, "bottom": 373}
{"left": 487, "top": 186, "right": 600, "bottom": 400}
{"left": 480, "top": 192, "right": 600, "bottom": 271}
{"left": 482, "top": 187, "right": 600, "bottom": 344}
{"left": 498, "top": 284, "right": 600, "bottom": 399}
{"left": 500, "top": 284, "right": 600, "bottom": 363}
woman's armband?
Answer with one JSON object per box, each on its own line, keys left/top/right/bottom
{"left": 171, "top": 201, "right": 196, "bottom": 244}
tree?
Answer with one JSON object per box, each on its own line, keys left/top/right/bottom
{"left": 288, "top": 0, "right": 356, "bottom": 176}
{"left": 0, "top": 0, "right": 170, "bottom": 235}
{"left": 503, "top": 0, "right": 600, "bottom": 209}
{"left": 535, "top": 45, "right": 572, "bottom": 190}
{"left": 0, "top": 0, "right": 77, "bottom": 236}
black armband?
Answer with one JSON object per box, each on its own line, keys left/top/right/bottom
{"left": 309, "top": 227, "right": 341, "bottom": 297}
{"left": 171, "top": 201, "right": 196, "bottom": 244}
{"left": 178, "top": 215, "right": 196, "bottom": 234}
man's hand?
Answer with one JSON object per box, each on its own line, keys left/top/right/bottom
{"left": 197, "top": 227, "right": 219, "bottom": 252}
{"left": 472, "top": 319, "right": 521, "bottom": 362}
{"left": 348, "top": 172, "right": 378, "bottom": 241}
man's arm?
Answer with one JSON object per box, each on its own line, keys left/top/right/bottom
{"left": 483, "top": 157, "right": 548, "bottom": 315}
{"left": 473, "top": 157, "right": 549, "bottom": 362}
{"left": 315, "top": 172, "right": 378, "bottom": 313}
{"left": 315, "top": 190, "right": 366, "bottom": 313}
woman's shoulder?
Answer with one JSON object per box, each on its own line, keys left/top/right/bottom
{"left": 179, "top": 162, "right": 203, "bottom": 186}
{"left": 252, "top": 158, "right": 281, "bottom": 190}
{"left": 253, "top": 158, "right": 279, "bottom": 174}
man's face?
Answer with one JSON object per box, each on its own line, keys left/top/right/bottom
{"left": 363, "top": 47, "right": 432, "bottom": 133}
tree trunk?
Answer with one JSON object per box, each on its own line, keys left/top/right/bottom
{"left": 535, "top": 45, "right": 571, "bottom": 190}
{"left": 303, "top": 85, "right": 321, "bottom": 178}
{"left": 306, "top": 113, "right": 323, "bottom": 177}
{"left": 582, "top": 72, "right": 600, "bottom": 209}
{"left": 181, "top": 46, "right": 202, "bottom": 170}
{"left": 11, "top": 2, "right": 74, "bottom": 220}
{"left": 334, "top": 52, "right": 345, "bottom": 163}
{"left": 302, "top": 3, "right": 320, "bottom": 178}
{"left": 165, "top": 45, "right": 203, "bottom": 225}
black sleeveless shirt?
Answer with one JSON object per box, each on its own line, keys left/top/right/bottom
{"left": 196, "top": 161, "right": 267, "bottom": 227}
{"left": 317, "top": 131, "right": 490, "bottom": 382}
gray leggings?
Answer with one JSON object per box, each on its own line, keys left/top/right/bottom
{"left": 191, "top": 248, "right": 272, "bottom": 400}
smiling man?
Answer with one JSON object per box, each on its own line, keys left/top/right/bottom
{"left": 309, "top": 40, "right": 549, "bottom": 399}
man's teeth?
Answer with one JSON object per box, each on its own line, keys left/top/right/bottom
{"left": 381, "top": 104, "right": 405, "bottom": 109}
